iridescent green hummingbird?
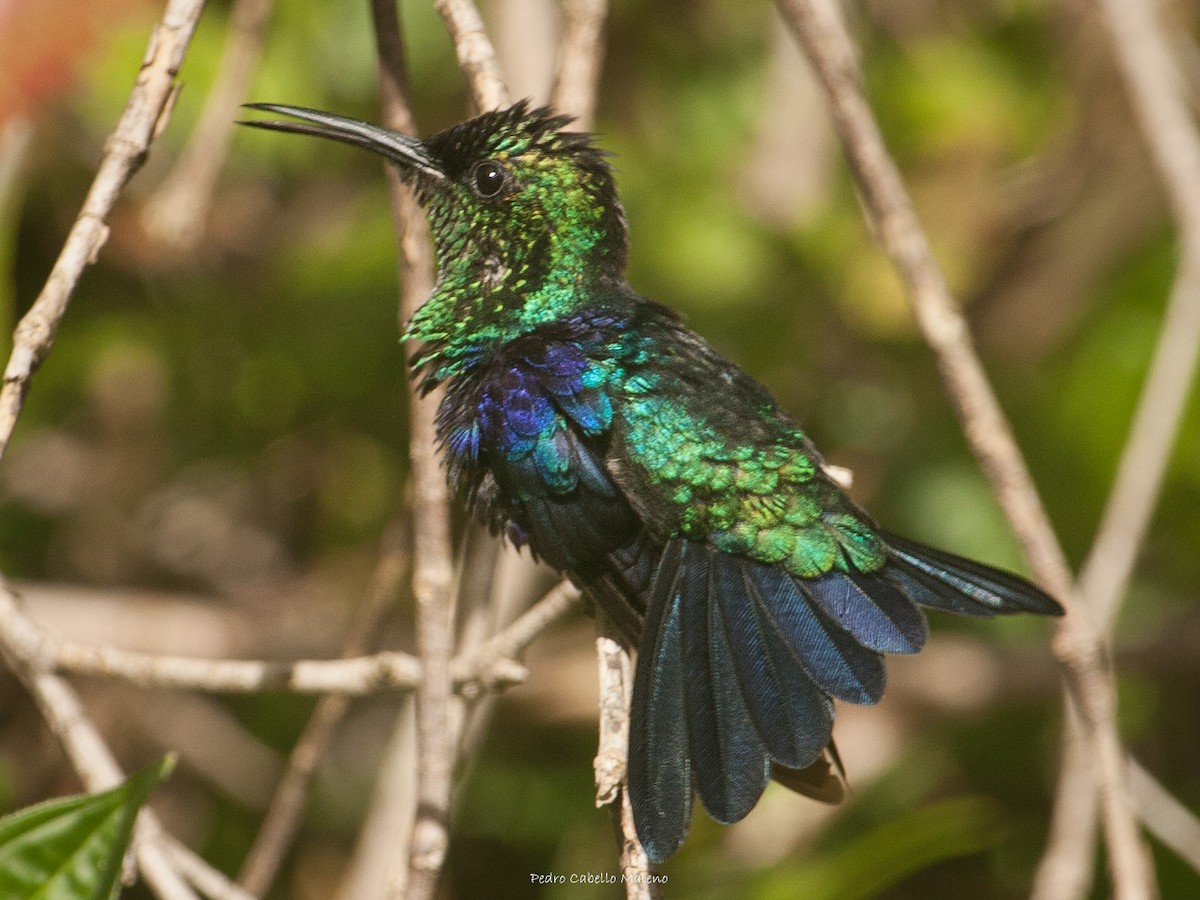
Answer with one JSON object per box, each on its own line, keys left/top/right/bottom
{"left": 241, "top": 101, "right": 1061, "bottom": 862}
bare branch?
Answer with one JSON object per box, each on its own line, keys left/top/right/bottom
{"left": 773, "top": 2, "right": 1153, "bottom": 897}
{"left": 0, "top": 0, "right": 207, "bottom": 463}
{"left": 1130, "top": 759, "right": 1200, "bottom": 874}
{"left": 2, "top": 571, "right": 575, "bottom": 698}
{"left": 369, "top": 2, "right": 460, "bottom": 896}
{"left": 141, "top": 0, "right": 274, "bottom": 250}
{"left": 433, "top": 0, "right": 511, "bottom": 111}
{"left": 1033, "top": 0, "right": 1200, "bottom": 892}
{"left": 593, "top": 628, "right": 629, "bottom": 808}
{"left": 551, "top": 0, "right": 608, "bottom": 129}
{"left": 1086, "top": 0, "right": 1200, "bottom": 628}
{"left": 338, "top": 698, "right": 418, "bottom": 900}
{"left": 1030, "top": 706, "right": 1099, "bottom": 900}
{"left": 457, "top": 578, "right": 581, "bottom": 696}
{"left": 0, "top": 580, "right": 422, "bottom": 693}
{"left": 594, "top": 624, "right": 661, "bottom": 899}
{"left": 159, "top": 833, "right": 257, "bottom": 900}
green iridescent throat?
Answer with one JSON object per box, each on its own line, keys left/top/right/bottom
{"left": 403, "top": 153, "right": 623, "bottom": 383}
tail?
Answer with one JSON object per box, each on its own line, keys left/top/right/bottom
{"left": 624, "top": 533, "right": 1061, "bottom": 863}
{"left": 878, "top": 530, "right": 1063, "bottom": 617}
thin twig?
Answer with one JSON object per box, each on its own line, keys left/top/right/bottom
{"left": 433, "top": 0, "right": 511, "bottom": 111}
{"left": 159, "top": 833, "right": 257, "bottom": 900}
{"left": 141, "top": 0, "right": 274, "bottom": 251}
{"left": 1085, "top": 0, "right": 1200, "bottom": 630}
{"left": 1030, "top": 704, "right": 1100, "bottom": 900}
{"left": 2, "top": 572, "right": 572, "bottom": 697}
{"left": 595, "top": 624, "right": 660, "bottom": 899}
{"left": 457, "top": 578, "right": 581, "bottom": 696}
{"left": 337, "top": 697, "right": 418, "bottom": 900}
{"left": 551, "top": 0, "right": 608, "bottom": 129}
{"left": 593, "top": 627, "right": 629, "bottom": 808}
{"left": 0, "top": 0, "right": 206, "bottom": 463}
{"left": 236, "top": 518, "right": 409, "bottom": 895}
{"left": 773, "top": 2, "right": 1154, "bottom": 898}
{"left": 1129, "top": 759, "right": 1200, "bottom": 874}
{"left": 1032, "top": 0, "right": 1200, "bottom": 894}
{"left": 0, "top": 581, "right": 420, "bottom": 693}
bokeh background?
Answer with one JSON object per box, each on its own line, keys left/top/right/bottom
{"left": 1, "top": 0, "right": 1198, "bottom": 897}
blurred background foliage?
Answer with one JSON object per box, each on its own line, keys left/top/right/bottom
{"left": 1, "top": 0, "right": 1198, "bottom": 897}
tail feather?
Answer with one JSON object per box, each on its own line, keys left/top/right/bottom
{"left": 747, "top": 564, "right": 886, "bottom": 705}
{"left": 771, "top": 742, "right": 846, "bottom": 803}
{"left": 801, "top": 570, "right": 928, "bottom": 654}
{"left": 881, "top": 531, "right": 1063, "bottom": 617}
{"left": 721, "top": 557, "right": 832, "bottom": 770}
{"left": 625, "top": 531, "right": 1061, "bottom": 864}
{"left": 628, "top": 541, "right": 692, "bottom": 863}
{"left": 679, "top": 545, "right": 769, "bottom": 823}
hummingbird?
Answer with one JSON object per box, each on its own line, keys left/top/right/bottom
{"left": 241, "top": 101, "right": 1062, "bottom": 863}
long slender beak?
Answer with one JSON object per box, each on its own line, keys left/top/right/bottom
{"left": 240, "top": 103, "right": 444, "bottom": 180}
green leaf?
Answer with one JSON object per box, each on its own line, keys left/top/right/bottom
{"left": 0, "top": 755, "right": 175, "bottom": 900}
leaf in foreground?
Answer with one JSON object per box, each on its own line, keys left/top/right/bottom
{"left": 0, "top": 755, "right": 175, "bottom": 900}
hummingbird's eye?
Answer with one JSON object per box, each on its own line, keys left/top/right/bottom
{"left": 472, "top": 160, "right": 507, "bottom": 198}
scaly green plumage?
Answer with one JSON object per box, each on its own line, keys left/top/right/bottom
{"left": 242, "top": 101, "right": 1062, "bottom": 864}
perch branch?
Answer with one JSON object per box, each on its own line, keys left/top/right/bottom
{"left": 774, "top": 1, "right": 1153, "bottom": 897}
{"left": 595, "top": 625, "right": 660, "bottom": 899}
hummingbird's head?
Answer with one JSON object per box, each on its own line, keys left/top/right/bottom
{"left": 242, "top": 100, "right": 628, "bottom": 300}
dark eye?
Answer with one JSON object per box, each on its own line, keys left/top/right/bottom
{"left": 472, "top": 160, "right": 506, "bottom": 198}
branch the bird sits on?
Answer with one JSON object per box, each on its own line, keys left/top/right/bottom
{"left": 240, "top": 101, "right": 1063, "bottom": 862}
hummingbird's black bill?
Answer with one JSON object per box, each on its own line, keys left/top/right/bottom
{"left": 239, "top": 103, "right": 444, "bottom": 179}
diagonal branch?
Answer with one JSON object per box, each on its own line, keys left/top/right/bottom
{"left": 774, "top": 2, "right": 1154, "bottom": 898}
{"left": 433, "top": 0, "right": 511, "bottom": 112}
{"left": 0, "top": 0, "right": 207, "bottom": 463}
{"left": 1086, "top": 0, "right": 1200, "bottom": 634}
{"left": 0, "top": 611, "right": 255, "bottom": 900}
{"left": 1033, "top": 0, "right": 1200, "bottom": 895}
